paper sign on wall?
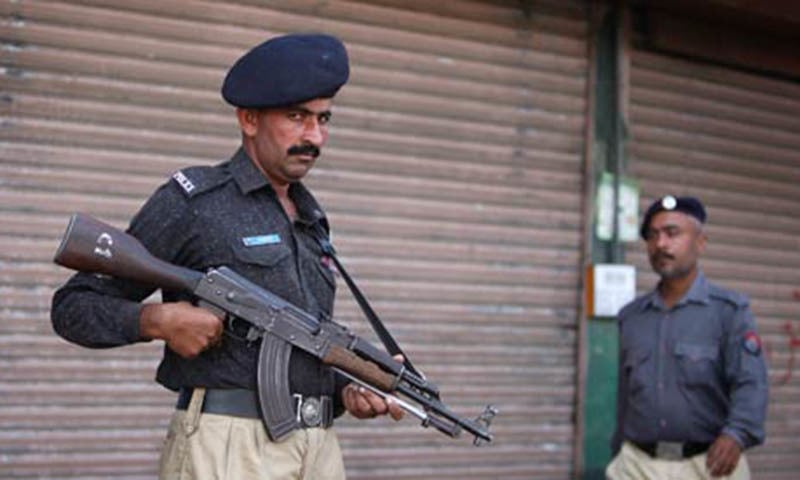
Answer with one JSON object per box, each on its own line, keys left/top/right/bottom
{"left": 596, "top": 172, "right": 639, "bottom": 242}
{"left": 588, "top": 264, "right": 636, "bottom": 317}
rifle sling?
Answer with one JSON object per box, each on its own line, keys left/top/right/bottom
{"left": 313, "top": 226, "right": 424, "bottom": 379}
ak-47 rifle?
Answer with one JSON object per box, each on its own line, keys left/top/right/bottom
{"left": 53, "top": 213, "right": 496, "bottom": 445}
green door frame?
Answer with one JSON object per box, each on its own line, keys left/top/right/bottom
{"left": 577, "top": 2, "right": 629, "bottom": 478}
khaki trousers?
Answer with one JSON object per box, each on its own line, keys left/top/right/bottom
{"left": 158, "top": 388, "right": 346, "bottom": 480}
{"left": 606, "top": 441, "right": 750, "bottom": 480}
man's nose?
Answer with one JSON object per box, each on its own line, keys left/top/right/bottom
{"left": 301, "top": 118, "right": 325, "bottom": 145}
{"left": 654, "top": 232, "right": 669, "bottom": 250}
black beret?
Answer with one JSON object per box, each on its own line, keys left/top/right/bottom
{"left": 222, "top": 33, "right": 349, "bottom": 109}
{"left": 640, "top": 195, "right": 706, "bottom": 239}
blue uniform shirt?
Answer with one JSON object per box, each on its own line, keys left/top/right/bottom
{"left": 612, "top": 271, "right": 768, "bottom": 452}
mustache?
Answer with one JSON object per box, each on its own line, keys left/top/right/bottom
{"left": 287, "top": 144, "right": 320, "bottom": 158}
{"left": 652, "top": 252, "right": 674, "bottom": 261}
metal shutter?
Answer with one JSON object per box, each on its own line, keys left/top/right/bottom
{"left": 627, "top": 49, "right": 800, "bottom": 479}
{"left": 0, "top": 1, "right": 590, "bottom": 478}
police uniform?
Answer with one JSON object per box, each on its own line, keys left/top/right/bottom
{"left": 607, "top": 196, "right": 769, "bottom": 480}
{"left": 51, "top": 33, "right": 352, "bottom": 479}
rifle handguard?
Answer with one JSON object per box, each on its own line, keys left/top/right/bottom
{"left": 323, "top": 345, "right": 396, "bottom": 392}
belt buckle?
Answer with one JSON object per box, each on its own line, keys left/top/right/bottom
{"left": 655, "top": 441, "right": 683, "bottom": 461}
{"left": 293, "top": 394, "right": 322, "bottom": 428}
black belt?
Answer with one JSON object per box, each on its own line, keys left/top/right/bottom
{"left": 176, "top": 388, "right": 334, "bottom": 429}
{"left": 632, "top": 441, "right": 711, "bottom": 460}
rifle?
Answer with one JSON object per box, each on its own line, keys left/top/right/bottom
{"left": 53, "top": 213, "right": 496, "bottom": 445}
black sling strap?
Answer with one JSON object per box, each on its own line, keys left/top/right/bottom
{"left": 312, "top": 222, "right": 425, "bottom": 380}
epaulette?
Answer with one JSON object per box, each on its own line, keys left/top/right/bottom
{"left": 708, "top": 283, "right": 749, "bottom": 309}
{"left": 170, "top": 165, "right": 229, "bottom": 198}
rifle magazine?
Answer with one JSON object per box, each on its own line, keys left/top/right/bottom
{"left": 257, "top": 334, "right": 297, "bottom": 442}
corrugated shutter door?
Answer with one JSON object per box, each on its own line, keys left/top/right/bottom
{"left": 627, "top": 49, "right": 800, "bottom": 478}
{"left": 1, "top": 1, "right": 589, "bottom": 478}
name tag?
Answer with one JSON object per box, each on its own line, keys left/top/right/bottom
{"left": 242, "top": 234, "right": 281, "bottom": 247}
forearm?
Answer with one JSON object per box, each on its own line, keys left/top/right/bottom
{"left": 723, "top": 382, "right": 768, "bottom": 449}
{"left": 51, "top": 276, "right": 145, "bottom": 348}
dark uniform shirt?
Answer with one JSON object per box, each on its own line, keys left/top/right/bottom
{"left": 51, "top": 147, "right": 344, "bottom": 410}
{"left": 612, "top": 271, "right": 768, "bottom": 452}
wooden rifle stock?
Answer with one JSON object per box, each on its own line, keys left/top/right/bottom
{"left": 54, "top": 213, "right": 203, "bottom": 292}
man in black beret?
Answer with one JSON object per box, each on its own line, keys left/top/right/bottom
{"left": 607, "top": 195, "right": 768, "bottom": 480}
{"left": 52, "top": 33, "right": 401, "bottom": 479}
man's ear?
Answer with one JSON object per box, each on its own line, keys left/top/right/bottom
{"left": 235, "top": 108, "right": 259, "bottom": 137}
{"left": 696, "top": 230, "right": 708, "bottom": 255}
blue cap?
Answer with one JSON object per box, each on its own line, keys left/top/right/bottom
{"left": 640, "top": 195, "right": 706, "bottom": 239}
{"left": 222, "top": 33, "right": 349, "bottom": 109}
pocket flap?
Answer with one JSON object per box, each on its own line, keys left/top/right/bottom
{"left": 624, "top": 348, "right": 651, "bottom": 367}
{"left": 232, "top": 243, "right": 291, "bottom": 267}
{"left": 674, "top": 342, "right": 718, "bottom": 361}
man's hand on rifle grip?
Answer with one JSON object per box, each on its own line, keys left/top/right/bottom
{"left": 342, "top": 355, "right": 405, "bottom": 421}
{"left": 140, "top": 301, "right": 224, "bottom": 358}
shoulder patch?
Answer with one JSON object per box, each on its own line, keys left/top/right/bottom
{"left": 172, "top": 170, "right": 196, "bottom": 194}
{"left": 742, "top": 331, "right": 762, "bottom": 356}
{"left": 170, "top": 166, "right": 229, "bottom": 198}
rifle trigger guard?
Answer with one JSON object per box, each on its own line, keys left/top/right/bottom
{"left": 223, "top": 315, "right": 263, "bottom": 345}
{"left": 245, "top": 325, "right": 262, "bottom": 342}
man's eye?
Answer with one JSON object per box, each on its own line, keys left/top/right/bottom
{"left": 318, "top": 114, "right": 331, "bottom": 125}
{"left": 288, "top": 112, "right": 305, "bottom": 122}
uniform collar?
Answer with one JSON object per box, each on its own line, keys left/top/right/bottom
{"left": 290, "top": 182, "right": 328, "bottom": 226}
{"left": 230, "top": 147, "right": 270, "bottom": 194}
{"left": 641, "top": 270, "right": 710, "bottom": 311}
{"left": 229, "top": 147, "right": 328, "bottom": 226}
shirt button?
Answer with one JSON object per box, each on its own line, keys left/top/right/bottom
{"left": 658, "top": 382, "right": 664, "bottom": 390}
{"left": 660, "top": 419, "right": 667, "bottom": 428}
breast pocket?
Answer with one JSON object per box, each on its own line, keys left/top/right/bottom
{"left": 674, "top": 342, "right": 719, "bottom": 387}
{"left": 624, "top": 349, "right": 652, "bottom": 397}
{"left": 230, "top": 242, "right": 292, "bottom": 275}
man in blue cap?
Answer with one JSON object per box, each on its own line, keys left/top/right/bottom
{"left": 52, "top": 33, "right": 401, "bottom": 479}
{"left": 606, "top": 195, "right": 768, "bottom": 480}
